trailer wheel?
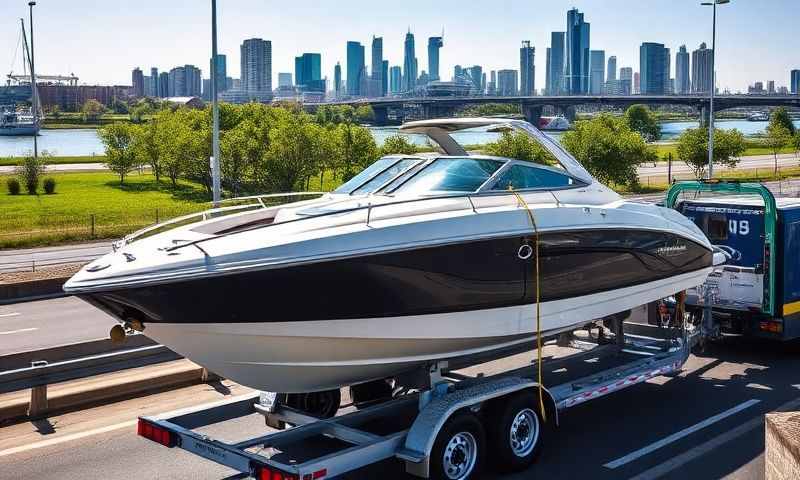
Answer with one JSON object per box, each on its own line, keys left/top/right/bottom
{"left": 486, "top": 392, "right": 544, "bottom": 472}
{"left": 285, "top": 389, "right": 341, "bottom": 419}
{"left": 430, "top": 412, "right": 485, "bottom": 480}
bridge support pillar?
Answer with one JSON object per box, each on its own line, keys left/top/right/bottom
{"left": 522, "top": 104, "right": 543, "bottom": 127}
{"left": 373, "top": 106, "right": 390, "bottom": 126}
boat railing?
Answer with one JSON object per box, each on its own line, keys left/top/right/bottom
{"left": 113, "top": 191, "right": 327, "bottom": 251}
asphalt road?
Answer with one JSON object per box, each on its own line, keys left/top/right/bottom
{"left": 1, "top": 338, "right": 798, "bottom": 480}
{"left": 0, "top": 296, "right": 117, "bottom": 356}
{"left": 0, "top": 241, "right": 112, "bottom": 273}
{"left": 637, "top": 152, "right": 799, "bottom": 179}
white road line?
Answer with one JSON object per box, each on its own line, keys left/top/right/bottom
{"left": 0, "top": 420, "right": 137, "bottom": 458}
{"left": 0, "top": 312, "right": 21, "bottom": 318}
{"left": 627, "top": 395, "right": 800, "bottom": 480}
{"left": 604, "top": 398, "right": 761, "bottom": 469}
{"left": 0, "top": 327, "right": 37, "bottom": 335}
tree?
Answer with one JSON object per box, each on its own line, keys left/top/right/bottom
{"left": 764, "top": 124, "right": 791, "bottom": 175}
{"left": 624, "top": 104, "right": 661, "bottom": 141}
{"left": 81, "top": 99, "right": 105, "bottom": 122}
{"left": 483, "top": 131, "right": 557, "bottom": 165}
{"left": 16, "top": 151, "right": 48, "bottom": 194}
{"left": 769, "top": 107, "right": 796, "bottom": 136}
{"left": 379, "top": 134, "right": 419, "bottom": 156}
{"left": 675, "top": 127, "right": 746, "bottom": 179}
{"left": 793, "top": 131, "right": 800, "bottom": 160}
{"left": 461, "top": 103, "right": 521, "bottom": 117}
{"left": 264, "top": 114, "right": 326, "bottom": 192}
{"left": 335, "top": 123, "right": 379, "bottom": 181}
{"left": 134, "top": 112, "right": 164, "bottom": 182}
{"left": 561, "top": 114, "right": 655, "bottom": 187}
{"left": 99, "top": 123, "right": 141, "bottom": 184}
{"left": 111, "top": 99, "right": 130, "bottom": 114}
{"left": 354, "top": 105, "right": 375, "bottom": 123}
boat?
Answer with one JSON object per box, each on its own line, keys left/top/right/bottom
{"left": 747, "top": 112, "right": 769, "bottom": 122}
{"left": 0, "top": 105, "right": 40, "bottom": 136}
{"left": 64, "top": 118, "right": 715, "bottom": 393}
{"left": 537, "top": 115, "right": 571, "bottom": 131}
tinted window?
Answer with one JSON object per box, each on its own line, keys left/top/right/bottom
{"left": 490, "top": 164, "right": 574, "bottom": 191}
{"left": 392, "top": 158, "right": 504, "bottom": 194}
{"left": 334, "top": 158, "right": 396, "bottom": 194}
{"left": 352, "top": 159, "right": 420, "bottom": 194}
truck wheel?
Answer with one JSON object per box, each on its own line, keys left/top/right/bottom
{"left": 487, "top": 392, "right": 544, "bottom": 472}
{"left": 430, "top": 412, "right": 485, "bottom": 480}
{"left": 285, "top": 389, "right": 341, "bottom": 418}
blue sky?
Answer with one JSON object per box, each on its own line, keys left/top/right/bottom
{"left": 2, "top": 0, "right": 798, "bottom": 92}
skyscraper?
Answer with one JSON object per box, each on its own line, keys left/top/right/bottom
{"left": 334, "top": 62, "right": 342, "bottom": 97}
{"left": 381, "top": 60, "right": 389, "bottom": 96}
{"left": 371, "top": 37, "right": 384, "bottom": 96}
{"left": 519, "top": 41, "right": 535, "bottom": 96}
{"left": 676, "top": 45, "right": 690, "bottom": 94}
{"left": 564, "top": 8, "right": 590, "bottom": 95}
{"left": 389, "top": 66, "right": 402, "bottom": 94}
{"left": 210, "top": 54, "right": 227, "bottom": 94}
{"left": 295, "top": 53, "right": 323, "bottom": 92}
{"left": 467, "top": 65, "right": 483, "bottom": 93}
{"left": 634, "top": 71, "right": 640, "bottom": 94}
{"left": 168, "top": 65, "right": 201, "bottom": 97}
{"left": 241, "top": 38, "right": 272, "bottom": 95}
{"left": 278, "top": 73, "right": 292, "bottom": 88}
{"left": 403, "top": 30, "right": 416, "bottom": 92}
{"left": 547, "top": 32, "right": 565, "bottom": 95}
{"left": 346, "top": 41, "right": 365, "bottom": 96}
{"left": 767, "top": 80, "right": 775, "bottom": 95}
{"left": 639, "top": 42, "right": 668, "bottom": 95}
{"left": 158, "top": 72, "right": 169, "bottom": 97}
{"left": 619, "top": 67, "right": 633, "bottom": 95}
{"left": 606, "top": 56, "right": 617, "bottom": 82}
{"left": 428, "top": 36, "right": 443, "bottom": 82}
{"left": 589, "top": 50, "right": 605, "bottom": 95}
{"left": 792, "top": 70, "right": 800, "bottom": 94}
{"left": 691, "top": 42, "right": 713, "bottom": 94}
{"left": 132, "top": 67, "right": 144, "bottom": 97}
{"left": 150, "top": 68, "right": 159, "bottom": 97}
{"left": 497, "top": 70, "right": 518, "bottom": 96}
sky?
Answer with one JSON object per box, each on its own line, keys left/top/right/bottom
{"left": 2, "top": 0, "right": 799, "bottom": 93}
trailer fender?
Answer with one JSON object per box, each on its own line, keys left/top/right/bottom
{"left": 397, "top": 376, "right": 557, "bottom": 478}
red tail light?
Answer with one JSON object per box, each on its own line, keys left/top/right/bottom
{"left": 137, "top": 419, "right": 177, "bottom": 447}
{"left": 256, "top": 465, "right": 299, "bottom": 480}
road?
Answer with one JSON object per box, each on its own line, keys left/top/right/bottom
{"left": 637, "top": 153, "right": 798, "bottom": 179}
{"left": 0, "top": 241, "right": 112, "bottom": 273}
{"left": 0, "top": 163, "right": 106, "bottom": 174}
{"left": 0, "top": 338, "right": 798, "bottom": 479}
{"left": 0, "top": 296, "right": 117, "bottom": 356}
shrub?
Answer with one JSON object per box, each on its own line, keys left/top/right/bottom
{"left": 43, "top": 177, "right": 56, "bottom": 194}
{"left": 6, "top": 177, "right": 20, "bottom": 195}
{"left": 17, "top": 154, "right": 47, "bottom": 194}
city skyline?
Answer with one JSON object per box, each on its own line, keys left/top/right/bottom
{"left": 3, "top": 0, "right": 799, "bottom": 94}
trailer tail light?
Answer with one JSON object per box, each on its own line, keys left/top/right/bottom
{"left": 759, "top": 320, "right": 783, "bottom": 334}
{"left": 137, "top": 419, "right": 177, "bottom": 447}
{"left": 255, "top": 464, "right": 299, "bottom": 480}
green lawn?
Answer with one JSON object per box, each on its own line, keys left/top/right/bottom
{"left": 0, "top": 172, "right": 208, "bottom": 249}
{"left": 0, "top": 155, "right": 106, "bottom": 166}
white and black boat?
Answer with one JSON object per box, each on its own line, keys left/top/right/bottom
{"left": 64, "top": 118, "right": 714, "bottom": 393}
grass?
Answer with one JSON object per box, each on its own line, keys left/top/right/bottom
{"left": 0, "top": 155, "right": 106, "bottom": 166}
{"left": 0, "top": 171, "right": 208, "bottom": 249}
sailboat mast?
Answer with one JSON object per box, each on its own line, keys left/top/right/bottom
{"left": 20, "top": 15, "right": 39, "bottom": 156}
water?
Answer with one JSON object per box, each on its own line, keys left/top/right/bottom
{"left": 2, "top": 120, "right": 798, "bottom": 158}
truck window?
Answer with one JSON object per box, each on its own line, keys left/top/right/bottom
{"left": 707, "top": 214, "right": 728, "bottom": 242}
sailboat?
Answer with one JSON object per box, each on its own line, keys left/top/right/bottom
{"left": 1, "top": 18, "right": 41, "bottom": 136}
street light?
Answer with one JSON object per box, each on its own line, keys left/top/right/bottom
{"left": 701, "top": 0, "right": 730, "bottom": 179}
{"left": 28, "top": 1, "right": 38, "bottom": 160}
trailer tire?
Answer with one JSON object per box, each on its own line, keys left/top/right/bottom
{"left": 430, "top": 412, "right": 486, "bottom": 480}
{"left": 486, "top": 391, "right": 545, "bottom": 473}
{"left": 285, "top": 389, "right": 341, "bottom": 419}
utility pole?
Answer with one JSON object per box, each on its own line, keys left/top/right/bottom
{"left": 210, "top": 0, "right": 221, "bottom": 206}
{"left": 702, "top": 0, "right": 730, "bottom": 179}
{"left": 28, "top": 1, "right": 38, "bottom": 160}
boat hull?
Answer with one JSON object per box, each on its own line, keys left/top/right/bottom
{"left": 0, "top": 125, "right": 40, "bottom": 136}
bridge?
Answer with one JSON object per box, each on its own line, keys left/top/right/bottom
{"left": 306, "top": 95, "right": 800, "bottom": 126}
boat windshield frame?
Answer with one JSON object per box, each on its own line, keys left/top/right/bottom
{"left": 334, "top": 156, "right": 426, "bottom": 195}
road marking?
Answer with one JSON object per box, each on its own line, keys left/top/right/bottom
{"left": 604, "top": 398, "right": 761, "bottom": 469}
{"left": 0, "top": 327, "right": 37, "bottom": 335}
{"left": 0, "top": 420, "right": 137, "bottom": 458}
{"left": 0, "top": 312, "right": 21, "bottom": 318}
{"left": 627, "top": 395, "right": 800, "bottom": 480}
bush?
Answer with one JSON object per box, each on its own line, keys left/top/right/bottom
{"left": 17, "top": 154, "right": 47, "bottom": 194}
{"left": 43, "top": 177, "right": 56, "bottom": 194}
{"left": 6, "top": 177, "right": 20, "bottom": 195}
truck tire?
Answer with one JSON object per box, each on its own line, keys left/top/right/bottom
{"left": 486, "top": 391, "right": 545, "bottom": 472}
{"left": 430, "top": 412, "right": 486, "bottom": 480}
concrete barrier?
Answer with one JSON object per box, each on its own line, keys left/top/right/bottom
{"left": 2, "top": 334, "right": 157, "bottom": 371}
{"left": 766, "top": 412, "right": 800, "bottom": 479}
{"left": 0, "top": 277, "right": 69, "bottom": 305}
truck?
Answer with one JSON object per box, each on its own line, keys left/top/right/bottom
{"left": 666, "top": 180, "right": 800, "bottom": 341}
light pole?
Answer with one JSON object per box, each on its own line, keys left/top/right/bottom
{"left": 28, "top": 1, "right": 38, "bottom": 160}
{"left": 701, "top": 0, "right": 730, "bottom": 179}
{"left": 210, "top": 0, "right": 221, "bottom": 206}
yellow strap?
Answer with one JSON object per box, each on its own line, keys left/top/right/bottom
{"left": 510, "top": 188, "right": 547, "bottom": 423}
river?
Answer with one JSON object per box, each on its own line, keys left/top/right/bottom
{"left": 1, "top": 119, "right": 798, "bottom": 158}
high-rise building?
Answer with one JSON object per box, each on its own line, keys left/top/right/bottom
{"left": 691, "top": 42, "right": 713, "bottom": 94}
{"left": 381, "top": 60, "right": 389, "bottom": 96}
{"left": 675, "top": 45, "right": 690, "bottom": 94}
{"left": 132, "top": 67, "right": 144, "bottom": 97}
{"left": 589, "top": 50, "right": 605, "bottom": 95}
{"left": 619, "top": 67, "right": 633, "bottom": 95}
{"left": 467, "top": 65, "right": 483, "bottom": 93}
{"left": 210, "top": 54, "right": 227, "bottom": 95}
{"left": 792, "top": 70, "right": 800, "bottom": 94}
{"left": 453, "top": 65, "right": 464, "bottom": 81}
{"left": 150, "top": 68, "right": 159, "bottom": 96}
{"left": 767, "top": 80, "right": 776, "bottom": 95}
{"left": 389, "top": 66, "right": 402, "bottom": 94}
{"left": 241, "top": 38, "right": 272, "bottom": 95}
{"left": 403, "top": 30, "right": 416, "bottom": 92}
{"left": 564, "top": 8, "right": 590, "bottom": 94}
{"left": 295, "top": 53, "right": 323, "bottom": 92}
{"left": 334, "top": 63, "right": 342, "bottom": 97}
{"left": 519, "top": 41, "right": 535, "bottom": 96}
{"left": 371, "top": 36, "right": 384, "bottom": 96}
{"left": 487, "top": 70, "right": 497, "bottom": 96}
{"left": 158, "top": 72, "right": 169, "bottom": 97}
{"left": 278, "top": 73, "right": 292, "bottom": 88}
{"left": 346, "top": 41, "right": 365, "bottom": 96}
{"left": 633, "top": 71, "right": 640, "bottom": 94}
{"left": 639, "top": 42, "right": 668, "bottom": 95}
{"left": 664, "top": 47, "right": 671, "bottom": 94}
{"left": 547, "top": 32, "right": 565, "bottom": 95}
{"left": 606, "top": 56, "right": 617, "bottom": 82}
{"left": 497, "top": 69, "right": 518, "bottom": 96}
{"left": 428, "top": 36, "right": 443, "bottom": 82}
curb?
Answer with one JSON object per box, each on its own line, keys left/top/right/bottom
{"left": 0, "top": 359, "right": 213, "bottom": 425}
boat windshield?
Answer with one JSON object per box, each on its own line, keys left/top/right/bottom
{"left": 333, "top": 158, "right": 396, "bottom": 194}
{"left": 333, "top": 157, "right": 421, "bottom": 195}
{"left": 389, "top": 158, "right": 505, "bottom": 195}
